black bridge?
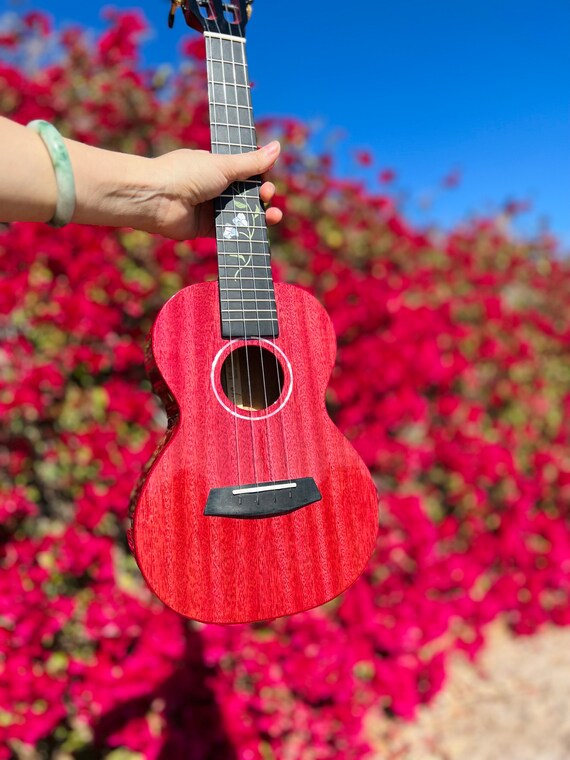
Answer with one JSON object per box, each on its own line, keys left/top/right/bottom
{"left": 204, "top": 478, "right": 322, "bottom": 518}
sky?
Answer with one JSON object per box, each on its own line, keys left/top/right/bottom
{"left": 2, "top": 0, "right": 569, "bottom": 247}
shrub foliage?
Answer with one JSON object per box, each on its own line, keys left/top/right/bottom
{"left": 1, "top": 10, "right": 570, "bottom": 760}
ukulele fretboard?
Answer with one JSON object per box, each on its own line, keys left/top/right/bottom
{"left": 205, "top": 32, "right": 278, "bottom": 339}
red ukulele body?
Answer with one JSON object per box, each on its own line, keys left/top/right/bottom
{"left": 129, "top": 0, "right": 378, "bottom": 624}
{"left": 131, "top": 283, "right": 378, "bottom": 624}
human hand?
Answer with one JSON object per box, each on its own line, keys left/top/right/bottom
{"left": 146, "top": 140, "right": 283, "bottom": 240}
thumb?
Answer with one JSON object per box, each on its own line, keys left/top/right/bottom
{"left": 218, "top": 140, "right": 281, "bottom": 182}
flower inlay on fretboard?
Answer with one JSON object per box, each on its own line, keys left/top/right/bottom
{"left": 221, "top": 197, "right": 263, "bottom": 279}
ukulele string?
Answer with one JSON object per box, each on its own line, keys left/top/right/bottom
{"left": 232, "top": 14, "right": 292, "bottom": 497}
{"left": 240, "top": 18, "right": 292, "bottom": 498}
{"left": 215, "top": 12, "right": 259, "bottom": 490}
{"left": 206, "top": 27, "right": 242, "bottom": 490}
{"left": 265, "top": 206, "right": 293, "bottom": 499}
{"left": 233, "top": 31, "right": 280, "bottom": 500}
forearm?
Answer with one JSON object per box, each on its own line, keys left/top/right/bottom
{"left": 0, "top": 116, "right": 156, "bottom": 229}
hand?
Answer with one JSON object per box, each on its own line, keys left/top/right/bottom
{"left": 0, "top": 117, "right": 283, "bottom": 239}
{"left": 147, "top": 141, "right": 283, "bottom": 240}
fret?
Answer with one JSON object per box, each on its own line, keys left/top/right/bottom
{"left": 216, "top": 235, "right": 269, "bottom": 243}
{"left": 222, "top": 289, "right": 274, "bottom": 297}
{"left": 217, "top": 225, "right": 268, "bottom": 234}
{"left": 220, "top": 280, "right": 273, "bottom": 284}
{"left": 217, "top": 223, "right": 270, "bottom": 231}
{"left": 221, "top": 284, "right": 273, "bottom": 289}
{"left": 221, "top": 305, "right": 276, "bottom": 313}
{"left": 219, "top": 187, "right": 260, "bottom": 196}
{"left": 217, "top": 201, "right": 265, "bottom": 211}
{"left": 217, "top": 207, "right": 265, "bottom": 219}
{"left": 211, "top": 140, "right": 258, "bottom": 150}
{"left": 223, "top": 318, "right": 278, "bottom": 323}
{"left": 219, "top": 185, "right": 259, "bottom": 197}
{"left": 219, "top": 251, "right": 269, "bottom": 260}
{"left": 221, "top": 298, "right": 276, "bottom": 303}
{"left": 219, "top": 275, "right": 273, "bottom": 280}
{"left": 218, "top": 252, "right": 269, "bottom": 260}
{"left": 219, "top": 277, "right": 273, "bottom": 284}
{"left": 210, "top": 80, "right": 250, "bottom": 89}
{"left": 220, "top": 290, "right": 275, "bottom": 302}
{"left": 217, "top": 181, "right": 262, "bottom": 192}
{"left": 221, "top": 309, "right": 277, "bottom": 315}
{"left": 220, "top": 301, "right": 275, "bottom": 307}
{"left": 218, "top": 243, "right": 268, "bottom": 250}
{"left": 219, "top": 281, "right": 274, "bottom": 288}
{"left": 219, "top": 265, "right": 270, "bottom": 272}
{"left": 218, "top": 241, "right": 269, "bottom": 248}
{"left": 218, "top": 239, "right": 268, "bottom": 247}
{"left": 218, "top": 239, "right": 268, "bottom": 248}
{"left": 219, "top": 264, "right": 272, "bottom": 271}
{"left": 207, "top": 56, "right": 246, "bottom": 65}
{"left": 217, "top": 203, "right": 266, "bottom": 215}
{"left": 211, "top": 103, "right": 253, "bottom": 113}
{"left": 219, "top": 276, "right": 276, "bottom": 282}
{"left": 217, "top": 229, "right": 269, "bottom": 238}
{"left": 218, "top": 245, "right": 269, "bottom": 252}
{"left": 220, "top": 264, "right": 271, "bottom": 274}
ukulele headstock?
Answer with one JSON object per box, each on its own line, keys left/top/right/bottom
{"left": 168, "top": 0, "right": 253, "bottom": 37}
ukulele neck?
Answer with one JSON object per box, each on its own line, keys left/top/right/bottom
{"left": 205, "top": 31, "right": 278, "bottom": 339}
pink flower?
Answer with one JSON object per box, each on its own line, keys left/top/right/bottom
{"left": 379, "top": 168, "right": 396, "bottom": 183}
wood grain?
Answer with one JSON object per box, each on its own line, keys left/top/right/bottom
{"left": 130, "top": 282, "right": 378, "bottom": 624}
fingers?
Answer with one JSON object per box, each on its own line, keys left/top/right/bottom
{"left": 266, "top": 206, "right": 283, "bottom": 226}
{"left": 219, "top": 140, "right": 281, "bottom": 182}
{"left": 259, "top": 181, "right": 275, "bottom": 203}
{"left": 259, "top": 181, "right": 282, "bottom": 226}
{"left": 213, "top": 148, "right": 283, "bottom": 226}
{"left": 262, "top": 181, "right": 281, "bottom": 226}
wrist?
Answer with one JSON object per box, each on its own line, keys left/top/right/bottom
{"left": 0, "top": 116, "right": 58, "bottom": 224}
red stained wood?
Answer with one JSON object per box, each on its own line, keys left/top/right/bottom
{"left": 130, "top": 282, "right": 378, "bottom": 624}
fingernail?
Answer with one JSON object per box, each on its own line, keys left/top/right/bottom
{"left": 264, "top": 140, "right": 280, "bottom": 157}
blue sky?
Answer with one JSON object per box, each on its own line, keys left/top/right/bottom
{"left": 3, "top": 0, "right": 569, "bottom": 247}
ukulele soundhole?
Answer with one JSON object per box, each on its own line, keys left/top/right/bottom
{"left": 220, "top": 346, "right": 285, "bottom": 411}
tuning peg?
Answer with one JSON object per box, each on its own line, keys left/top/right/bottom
{"left": 220, "top": 1, "right": 253, "bottom": 22}
{"left": 168, "top": 0, "right": 184, "bottom": 28}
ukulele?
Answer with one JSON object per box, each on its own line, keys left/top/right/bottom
{"left": 129, "top": 0, "right": 379, "bottom": 625}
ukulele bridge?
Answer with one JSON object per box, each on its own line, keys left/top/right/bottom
{"left": 204, "top": 477, "right": 321, "bottom": 518}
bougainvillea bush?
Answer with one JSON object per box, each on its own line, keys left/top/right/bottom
{"left": 1, "top": 9, "right": 570, "bottom": 759}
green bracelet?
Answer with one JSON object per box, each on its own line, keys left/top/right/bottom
{"left": 27, "top": 119, "right": 76, "bottom": 228}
